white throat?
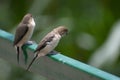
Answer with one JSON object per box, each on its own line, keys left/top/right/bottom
{"left": 31, "top": 18, "right": 36, "bottom": 27}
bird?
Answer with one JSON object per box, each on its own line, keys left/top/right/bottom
{"left": 26, "top": 26, "right": 68, "bottom": 71}
{"left": 13, "top": 13, "right": 36, "bottom": 64}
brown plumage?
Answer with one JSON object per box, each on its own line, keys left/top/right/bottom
{"left": 14, "top": 13, "right": 35, "bottom": 64}
{"left": 26, "top": 26, "right": 68, "bottom": 71}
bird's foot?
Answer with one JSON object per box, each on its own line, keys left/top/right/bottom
{"left": 47, "top": 50, "right": 59, "bottom": 56}
{"left": 25, "top": 41, "right": 36, "bottom": 45}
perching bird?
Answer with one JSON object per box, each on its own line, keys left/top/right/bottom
{"left": 13, "top": 13, "right": 35, "bottom": 64}
{"left": 26, "top": 26, "right": 68, "bottom": 71}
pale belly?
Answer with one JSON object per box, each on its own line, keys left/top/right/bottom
{"left": 38, "top": 34, "right": 61, "bottom": 57}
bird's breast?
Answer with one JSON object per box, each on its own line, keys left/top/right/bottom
{"left": 30, "top": 18, "right": 35, "bottom": 27}
{"left": 38, "top": 34, "right": 61, "bottom": 56}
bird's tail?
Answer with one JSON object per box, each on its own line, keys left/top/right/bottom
{"left": 16, "top": 46, "right": 20, "bottom": 64}
{"left": 26, "top": 53, "right": 38, "bottom": 71}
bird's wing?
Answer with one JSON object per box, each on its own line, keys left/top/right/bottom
{"left": 34, "top": 34, "right": 55, "bottom": 53}
{"left": 13, "top": 24, "right": 28, "bottom": 45}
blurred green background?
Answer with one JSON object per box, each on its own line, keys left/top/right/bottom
{"left": 0, "top": 0, "right": 120, "bottom": 79}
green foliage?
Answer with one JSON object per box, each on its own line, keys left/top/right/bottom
{"left": 0, "top": 0, "right": 120, "bottom": 77}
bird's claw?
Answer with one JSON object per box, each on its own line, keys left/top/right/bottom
{"left": 47, "top": 50, "right": 59, "bottom": 56}
{"left": 25, "top": 41, "right": 36, "bottom": 45}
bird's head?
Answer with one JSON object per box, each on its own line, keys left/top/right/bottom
{"left": 55, "top": 26, "right": 68, "bottom": 36}
{"left": 22, "top": 13, "right": 35, "bottom": 26}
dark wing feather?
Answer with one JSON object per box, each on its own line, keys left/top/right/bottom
{"left": 34, "top": 34, "right": 54, "bottom": 53}
{"left": 13, "top": 24, "right": 28, "bottom": 45}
